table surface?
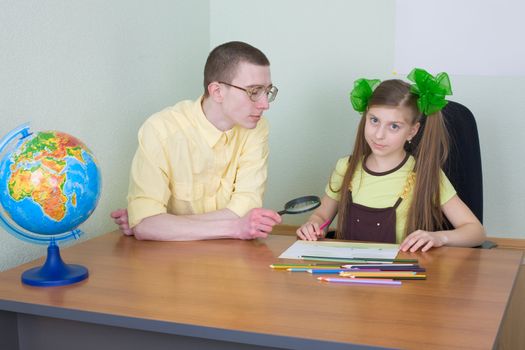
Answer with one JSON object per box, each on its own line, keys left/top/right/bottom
{"left": 0, "top": 231, "right": 522, "bottom": 350}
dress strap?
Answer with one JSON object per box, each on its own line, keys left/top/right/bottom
{"left": 393, "top": 197, "right": 403, "bottom": 209}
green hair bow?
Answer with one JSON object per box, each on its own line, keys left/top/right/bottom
{"left": 349, "top": 78, "right": 381, "bottom": 113}
{"left": 407, "top": 68, "right": 452, "bottom": 115}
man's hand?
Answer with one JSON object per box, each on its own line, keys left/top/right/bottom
{"left": 237, "top": 208, "right": 281, "bottom": 240}
{"left": 110, "top": 208, "right": 133, "bottom": 236}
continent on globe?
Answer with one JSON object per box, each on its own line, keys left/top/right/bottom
{"left": 7, "top": 132, "right": 85, "bottom": 221}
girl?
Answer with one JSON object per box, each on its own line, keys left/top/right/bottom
{"left": 297, "top": 68, "right": 486, "bottom": 252}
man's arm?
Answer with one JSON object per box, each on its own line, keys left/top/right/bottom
{"left": 111, "top": 207, "right": 281, "bottom": 241}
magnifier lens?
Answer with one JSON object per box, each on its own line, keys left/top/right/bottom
{"left": 287, "top": 200, "right": 319, "bottom": 213}
{"left": 280, "top": 195, "right": 321, "bottom": 215}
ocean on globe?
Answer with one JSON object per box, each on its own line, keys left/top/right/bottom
{"left": 0, "top": 128, "right": 101, "bottom": 239}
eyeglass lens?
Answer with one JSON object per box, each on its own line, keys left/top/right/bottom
{"left": 250, "top": 86, "right": 277, "bottom": 102}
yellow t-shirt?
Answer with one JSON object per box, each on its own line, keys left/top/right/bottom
{"left": 325, "top": 155, "right": 456, "bottom": 243}
{"left": 127, "top": 96, "right": 269, "bottom": 228}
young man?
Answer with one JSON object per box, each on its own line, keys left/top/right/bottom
{"left": 111, "top": 41, "right": 281, "bottom": 241}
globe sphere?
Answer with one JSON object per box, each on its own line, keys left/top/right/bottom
{"left": 0, "top": 126, "right": 101, "bottom": 242}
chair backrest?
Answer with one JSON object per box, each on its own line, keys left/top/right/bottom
{"left": 414, "top": 101, "right": 492, "bottom": 247}
{"left": 411, "top": 100, "right": 483, "bottom": 224}
{"left": 441, "top": 100, "right": 484, "bottom": 223}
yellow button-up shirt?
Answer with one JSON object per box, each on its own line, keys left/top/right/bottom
{"left": 127, "top": 97, "right": 269, "bottom": 228}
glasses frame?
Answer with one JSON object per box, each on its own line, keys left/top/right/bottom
{"left": 218, "top": 81, "right": 278, "bottom": 102}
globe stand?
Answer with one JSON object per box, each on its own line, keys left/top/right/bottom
{"left": 21, "top": 240, "right": 88, "bottom": 287}
{"left": 0, "top": 123, "right": 100, "bottom": 288}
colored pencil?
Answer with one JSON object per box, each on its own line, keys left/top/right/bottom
{"left": 338, "top": 271, "right": 416, "bottom": 278}
{"left": 307, "top": 269, "right": 374, "bottom": 274}
{"left": 318, "top": 277, "right": 402, "bottom": 285}
{"left": 341, "top": 264, "right": 417, "bottom": 268}
{"left": 270, "top": 264, "right": 341, "bottom": 270}
{"left": 352, "top": 275, "right": 427, "bottom": 280}
{"left": 319, "top": 219, "right": 331, "bottom": 230}
{"left": 286, "top": 267, "right": 351, "bottom": 272}
{"left": 348, "top": 266, "right": 425, "bottom": 272}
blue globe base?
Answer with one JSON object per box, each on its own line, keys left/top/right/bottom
{"left": 21, "top": 241, "right": 89, "bottom": 287}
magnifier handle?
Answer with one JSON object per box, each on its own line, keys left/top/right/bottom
{"left": 277, "top": 210, "right": 287, "bottom": 215}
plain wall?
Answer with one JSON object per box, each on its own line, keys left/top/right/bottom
{"left": 210, "top": 0, "right": 525, "bottom": 237}
{"left": 0, "top": 0, "right": 209, "bottom": 270}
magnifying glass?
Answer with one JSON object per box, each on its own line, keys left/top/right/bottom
{"left": 277, "top": 195, "right": 321, "bottom": 215}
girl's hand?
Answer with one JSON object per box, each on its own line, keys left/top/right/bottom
{"left": 296, "top": 221, "right": 324, "bottom": 241}
{"left": 400, "top": 230, "right": 448, "bottom": 252}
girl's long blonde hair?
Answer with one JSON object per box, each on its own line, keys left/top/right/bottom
{"left": 334, "top": 80, "right": 449, "bottom": 239}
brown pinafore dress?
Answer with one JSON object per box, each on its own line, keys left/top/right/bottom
{"left": 341, "top": 155, "right": 415, "bottom": 244}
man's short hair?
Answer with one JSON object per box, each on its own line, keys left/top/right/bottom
{"left": 203, "top": 41, "right": 270, "bottom": 97}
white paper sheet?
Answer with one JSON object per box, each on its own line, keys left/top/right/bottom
{"left": 278, "top": 240, "right": 400, "bottom": 260}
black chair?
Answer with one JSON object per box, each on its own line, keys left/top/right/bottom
{"left": 440, "top": 101, "right": 483, "bottom": 224}
{"left": 411, "top": 100, "right": 494, "bottom": 248}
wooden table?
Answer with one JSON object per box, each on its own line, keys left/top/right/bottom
{"left": 0, "top": 231, "right": 522, "bottom": 350}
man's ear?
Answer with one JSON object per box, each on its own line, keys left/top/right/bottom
{"left": 208, "top": 82, "right": 223, "bottom": 102}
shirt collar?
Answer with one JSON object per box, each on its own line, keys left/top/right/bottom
{"left": 194, "top": 96, "right": 234, "bottom": 147}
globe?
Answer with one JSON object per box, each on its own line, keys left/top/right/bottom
{"left": 0, "top": 123, "right": 101, "bottom": 286}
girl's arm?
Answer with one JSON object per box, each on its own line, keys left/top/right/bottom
{"left": 400, "top": 194, "right": 486, "bottom": 252}
{"left": 296, "top": 195, "right": 339, "bottom": 241}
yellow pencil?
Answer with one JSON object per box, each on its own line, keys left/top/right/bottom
{"left": 270, "top": 264, "right": 341, "bottom": 270}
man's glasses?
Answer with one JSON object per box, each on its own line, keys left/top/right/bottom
{"left": 219, "top": 82, "right": 278, "bottom": 103}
